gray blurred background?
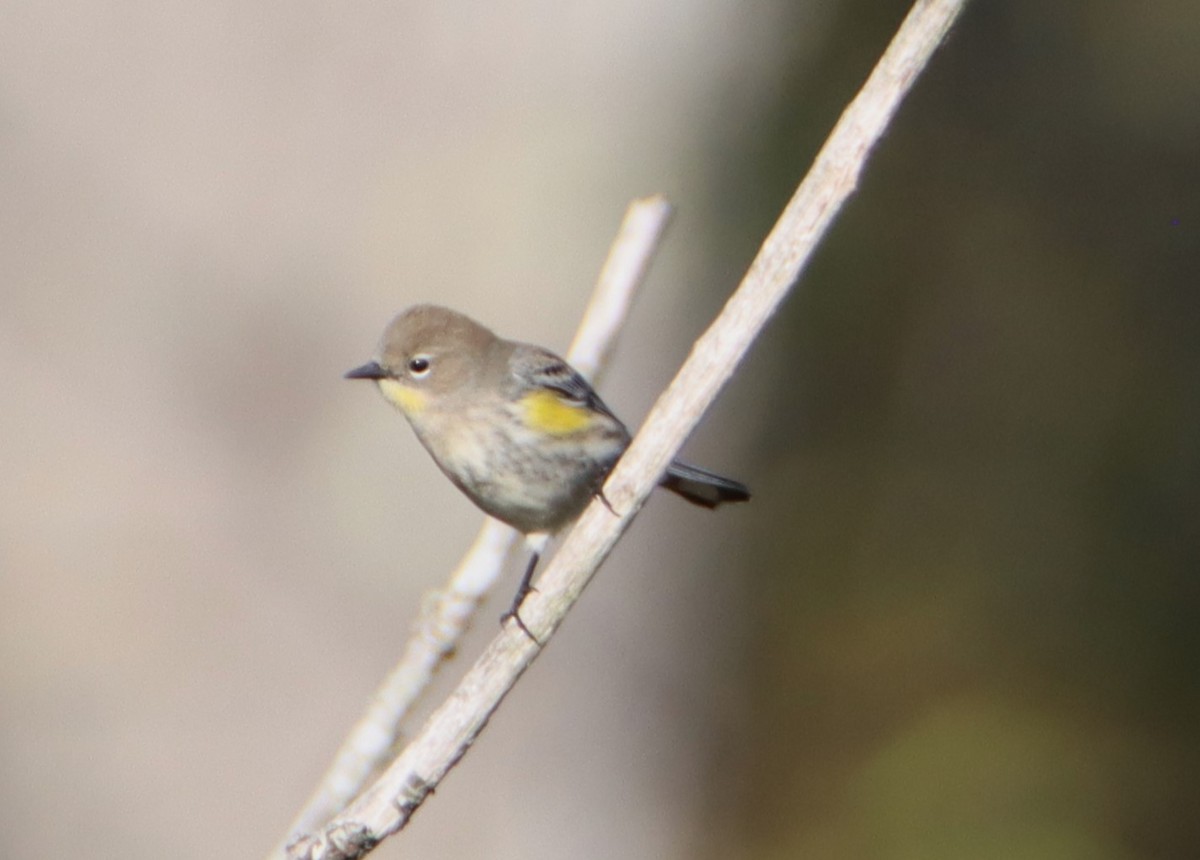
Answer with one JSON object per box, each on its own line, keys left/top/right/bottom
{"left": 2, "top": 1, "right": 1197, "bottom": 858}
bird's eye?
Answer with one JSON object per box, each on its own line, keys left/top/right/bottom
{"left": 408, "top": 355, "right": 431, "bottom": 377}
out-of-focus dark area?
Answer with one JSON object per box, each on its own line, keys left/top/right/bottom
{"left": 708, "top": 3, "right": 1200, "bottom": 858}
{"left": 2, "top": 2, "right": 1196, "bottom": 858}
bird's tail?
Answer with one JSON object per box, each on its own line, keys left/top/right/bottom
{"left": 659, "top": 460, "right": 751, "bottom": 509}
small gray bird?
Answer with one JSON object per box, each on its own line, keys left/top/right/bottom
{"left": 346, "top": 305, "right": 749, "bottom": 635}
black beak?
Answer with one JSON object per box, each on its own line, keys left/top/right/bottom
{"left": 344, "top": 361, "right": 387, "bottom": 380}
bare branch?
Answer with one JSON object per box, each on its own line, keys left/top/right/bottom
{"left": 288, "top": 1, "right": 967, "bottom": 856}
{"left": 272, "top": 196, "right": 672, "bottom": 856}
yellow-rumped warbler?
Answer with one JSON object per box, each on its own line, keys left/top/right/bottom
{"left": 346, "top": 304, "right": 749, "bottom": 633}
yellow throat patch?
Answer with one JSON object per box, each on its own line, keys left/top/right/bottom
{"left": 378, "top": 379, "right": 426, "bottom": 415}
{"left": 520, "top": 389, "right": 592, "bottom": 435}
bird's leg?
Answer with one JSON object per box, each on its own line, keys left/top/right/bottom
{"left": 501, "top": 551, "right": 541, "bottom": 644}
{"left": 593, "top": 485, "right": 618, "bottom": 516}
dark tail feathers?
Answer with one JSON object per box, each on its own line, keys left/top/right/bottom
{"left": 660, "top": 460, "right": 751, "bottom": 509}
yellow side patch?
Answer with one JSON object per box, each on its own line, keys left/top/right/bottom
{"left": 378, "top": 379, "right": 426, "bottom": 415}
{"left": 521, "top": 389, "right": 591, "bottom": 435}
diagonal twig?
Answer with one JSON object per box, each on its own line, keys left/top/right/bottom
{"left": 288, "top": 1, "right": 967, "bottom": 856}
{"left": 271, "top": 196, "right": 672, "bottom": 856}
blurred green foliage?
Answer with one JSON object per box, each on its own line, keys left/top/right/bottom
{"left": 696, "top": 2, "right": 1200, "bottom": 857}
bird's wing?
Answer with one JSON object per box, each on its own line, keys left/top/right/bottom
{"left": 523, "top": 350, "right": 621, "bottom": 422}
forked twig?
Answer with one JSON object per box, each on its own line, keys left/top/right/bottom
{"left": 272, "top": 196, "right": 672, "bottom": 856}
{"left": 287, "top": 1, "right": 966, "bottom": 856}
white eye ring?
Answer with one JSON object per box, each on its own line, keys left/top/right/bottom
{"left": 407, "top": 355, "right": 432, "bottom": 377}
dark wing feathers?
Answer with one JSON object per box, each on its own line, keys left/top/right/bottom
{"left": 527, "top": 355, "right": 620, "bottom": 422}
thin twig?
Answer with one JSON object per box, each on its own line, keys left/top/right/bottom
{"left": 288, "top": 1, "right": 966, "bottom": 856}
{"left": 272, "top": 196, "right": 672, "bottom": 856}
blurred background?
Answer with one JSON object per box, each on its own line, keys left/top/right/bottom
{"left": 2, "top": 1, "right": 1197, "bottom": 857}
